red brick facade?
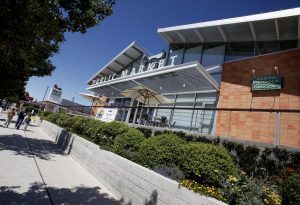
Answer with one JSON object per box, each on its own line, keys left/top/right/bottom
{"left": 215, "top": 49, "right": 300, "bottom": 148}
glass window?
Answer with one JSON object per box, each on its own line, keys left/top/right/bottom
{"left": 172, "top": 94, "right": 195, "bottom": 130}
{"left": 131, "top": 57, "right": 142, "bottom": 69}
{"left": 224, "top": 42, "right": 254, "bottom": 62}
{"left": 210, "top": 72, "right": 222, "bottom": 84}
{"left": 175, "top": 94, "right": 195, "bottom": 106}
{"left": 279, "top": 40, "right": 298, "bottom": 51}
{"left": 255, "top": 42, "right": 279, "bottom": 55}
{"left": 201, "top": 43, "right": 225, "bottom": 66}
{"left": 167, "top": 44, "right": 184, "bottom": 66}
{"left": 183, "top": 44, "right": 202, "bottom": 63}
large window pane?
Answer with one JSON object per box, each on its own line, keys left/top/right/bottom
{"left": 225, "top": 42, "right": 254, "bottom": 61}
{"left": 172, "top": 94, "right": 195, "bottom": 130}
{"left": 255, "top": 42, "right": 279, "bottom": 55}
{"left": 183, "top": 44, "right": 202, "bottom": 63}
{"left": 167, "top": 44, "right": 184, "bottom": 66}
{"left": 201, "top": 43, "right": 225, "bottom": 66}
{"left": 279, "top": 40, "right": 298, "bottom": 51}
{"left": 131, "top": 57, "right": 142, "bottom": 69}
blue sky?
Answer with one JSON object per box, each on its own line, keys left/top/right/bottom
{"left": 26, "top": 0, "right": 300, "bottom": 105}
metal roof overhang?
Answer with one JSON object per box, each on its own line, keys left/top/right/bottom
{"left": 158, "top": 8, "right": 300, "bottom": 43}
{"left": 87, "top": 62, "right": 219, "bottom": 98}
{"left": 87, "top": 41, "right": 151, "bottom": 84}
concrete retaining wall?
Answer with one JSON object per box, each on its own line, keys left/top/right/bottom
{"left": 40, "top": 120, "right": 226, "bottom": 205}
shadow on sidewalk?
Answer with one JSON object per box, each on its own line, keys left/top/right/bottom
{"left": 0, "top": 182, "right": 123, "bottom": 205}
{"left": 0, "top": 134, "right": 66, "bottom": 160}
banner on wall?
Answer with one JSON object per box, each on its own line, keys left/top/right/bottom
{"left": 95, "top": 108, "right": 118, "bottom": 122}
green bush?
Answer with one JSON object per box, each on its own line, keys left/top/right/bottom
{"left": 153, "top": 165, "right": 185, "bottom": 181}
{"left": 40, "top": 110, "right": 52, "bottom": 118}
{"left": 94, "top": 121, "right": 129, "bottom": 149}
{"left": 46, "top": 113, "right": 65, "bottom": 124}
{"left": 56, "top": 114, "right": 77, "bottom": 130}
{"left": 71, "top": 116, "right": 89, "bottom": 135}
{"left": 136, "top": 127, "right": 152, "bottom": 138}
{"left": 140, "top": 134, "right": 185, "bottom": 168}
{"left": 282, "top": 173, "right": 300, "bottom": 204}
{"left": 179, "top": 143, "right": 238, "bottom": 186}
{"left": 83, "top": 119, "right": 104, "bottom": 140}
{"left": 113, "top": 128, "right": 145, "bottom": 161}
{"left": 223, "top": 175, "right": 281, "bottom": 205}
{"left": 238, "top": 146, "right": 260, "bottom": 175}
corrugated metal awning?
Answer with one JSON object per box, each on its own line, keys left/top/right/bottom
{"left": 87, "top": 42, "right": 151, "bottom": 84}
{"left": 88, "top": 62, "right": 219, "bottom": 98}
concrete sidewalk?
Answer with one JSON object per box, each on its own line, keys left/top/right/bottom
{"left": 0, "top": 112, "right": 122, "bottom": 205}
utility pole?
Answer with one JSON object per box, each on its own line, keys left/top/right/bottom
{"left": 42, "top": 86, "right": 49, "bottom": 101}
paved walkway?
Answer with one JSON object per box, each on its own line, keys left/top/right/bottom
{"left": 0, "top": 111, "right": 122, "bottom": 205}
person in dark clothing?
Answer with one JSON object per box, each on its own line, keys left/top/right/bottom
{"left": 15, "top": 109, "right": 26, "bottom": 129}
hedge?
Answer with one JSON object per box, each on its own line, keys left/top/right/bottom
{"left": 113, "top": 128, "right": 145, "bottom": 162}
{"left": 45, "top": 112, "right": 300, "bottom": 204}
{"left": 282, "top": 173, "right": 300, "bottom": 204}
{"left": 139, "top": 134, "right": 186, "bottom": 168}
{"left": 179, "top": 143, "right": 238, "bottom": 186}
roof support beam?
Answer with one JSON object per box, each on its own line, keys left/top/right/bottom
{"left": 298, "top": 16, "right": 300, "bottom": 45}
{"left": 217, "top": 26, "right": 227, "bottom": 42}
{"left": 174, "top": 31, "right": 186, "bottom": 43}
{"left": 131, "top": 46, "right": 144, "bottom": 55}
{"left": 123, "top": 52, "right": 135, "bottom": 61}
{"left": 106, "top": 66, "right": 117, "bottom": 73}
{"left": 162, "top": 32, "right": 174, "bottom": 43}
{"left": 274, "top": 19, "right": 280, "bottom": 41}
{"left": 193, "top": 29, "right": 204, "bottom": 42}
{"left": 249, "top": 22, "right": 257, "bottom": 41}
{"left": 114, "top": 60, "right": 126, "bottom": 68}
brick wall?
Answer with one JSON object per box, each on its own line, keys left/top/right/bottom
{"left": 215, "top": 49, "right": 300, "bottom": 148}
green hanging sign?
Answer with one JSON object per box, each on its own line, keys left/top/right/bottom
{"left": 252, "top": 75, "right": 282, "bottom": 91}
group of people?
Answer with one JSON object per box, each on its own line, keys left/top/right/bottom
{"left": 3, "top": 107, "right": 32, "bottom": 131}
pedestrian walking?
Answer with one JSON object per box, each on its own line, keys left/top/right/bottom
{"left": 3, "top": 108, "right": 16, "bottom": 128}
{"left": 23, "top": 114, "right": 31, "bottom": 131}
{"left": 15, "top": 109, "right": 26, "bottom": 129}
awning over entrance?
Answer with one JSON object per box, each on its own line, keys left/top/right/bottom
{"left": 87, "top": 62, "right": 219, "bottom": 98}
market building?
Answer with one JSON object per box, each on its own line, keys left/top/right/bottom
{"left": 87, "top": 8, "right": 300, "bottom": 147}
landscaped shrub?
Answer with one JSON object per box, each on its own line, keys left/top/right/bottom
{"left": 40, "top": 110, "right": 52, "bottom": 118}
{"left": 153, "top": 165, "right": 184, "bottom": 181}
{"left": 179, "top": 143, "right": 238, "bottom": 186}
{"left": 83, "top": 119, "right": 104, "bottom": 140}
{"left": 57, "top": 114, "right": 78, "bottom": 130}
{"left": 223, "top": 142, "right": 260, "bottom": 175}
{"left": 291, "top": 152, "right": 300, "bottom": 170}
{"left": 113, "top": 128, "right": 145, "bottom": 162}
{"left": 180, "top": 179, "right": 226, "bottom": 202}
{"left": 136, "top": 127, "right": 152, "bottom": 138}
{"left": 140, "top": 134, "right": 185, "bottom": 168}
{"left": 223, "top": 175, "right": 281, "bottom": 205}
{"left": 94, "top": 121, "right": 130, "bottom": 149}
{"left": 282, "top": 173, "right": 300, "bottom": 204}
{"left": 46, "top": 113, "right": 61, "bottom": 123}
{"left": 238, "top": 146, "right": 260, "bottom": 175}
{"left": 172, "top": 131, "right": 186, "bottom": 139}
{"left": 71, "top": 116, "right": 90, "bottom": 135}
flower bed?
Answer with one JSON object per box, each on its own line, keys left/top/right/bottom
{"left": 45, "top": 112, "right": 300, "bottom": 204}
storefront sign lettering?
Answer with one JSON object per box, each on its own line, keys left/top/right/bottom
{"left": 92, "top": 51, "right": 178, "bottom": 85}
{"left": 252, "top": 75, "right": 282, "bottom": 91}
